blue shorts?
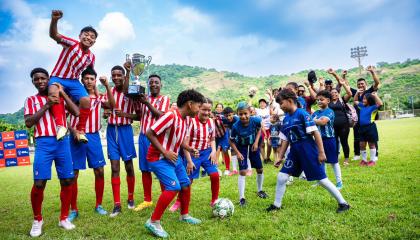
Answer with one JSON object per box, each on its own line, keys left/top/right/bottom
{"left": 106, "top": 124, "right": 137, "bottom": 161}
{"left": 70, "top": 132, "right": 106, "bottom": 170}
{"left": 33, "top": 136, "right": 74, "bottom": 180}
{"left": 216, "top": 131, "right": 230, "bottom": 151}
{"left": 280, "top": 139, "right": 326, "bottom": 181}
{"left": 49, "top": 76, "right": 88, "bottom": 103}
{"left": 183, "top": 148, "right": 218, "bottom": 179}
{"left": 270, "top": 137, "right": 281, "bottom": 148}
{"left": 138, "top": 133, "right": 151, "bottom": 172}
{"left": 149, "top": 156, "right": 191, "bottom": 191}
{"left": 323, "top": 137, "right": 338, "bottom": 164}
{"left": 359, "top": 123, "right": 379, "bottom": 143}
{"left": 237, "top": 144, "right": 263, "bottom": 170}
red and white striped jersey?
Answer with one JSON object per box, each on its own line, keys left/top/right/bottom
{"left": 134, "top": 95, "right": 170, "bottom": 134}
{"left": 51, "top": 35, "right": 95, "bottom": 79}
{"left": 24, "top": 94, "right": 65, "bottom": 138}
{"left": 214, "top": 115, "right": 226, "bottom": 138}
{"left": 146, "top": 109, "right": 188, "bottom": 162}
{"left": 107, "top": 87, "right": 134, "bottom": 125}
{"left": 187, "top": 116, "right": 215, "bottom": 151}
{"left": 70, "top": 95, "right": 106, "bottom": 133}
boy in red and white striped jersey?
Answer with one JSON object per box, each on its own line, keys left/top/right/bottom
{"left": 48, "top": 10, "right": 97, "bottom": 143}
{"left": 67, "top": 67, "right": 115, "bottom": 221}
{"left": 169, "top": 98, "right": 219, "bottom": 212}
{"left": 25, "top": 68, "right": 79, "bottom": 237}
{"left": 144, "top": 89, "right": 205, "bottom": 238}
{"left": 132, "top": 74, "right": 170, "bottom": 212}
{"left": 106, "top": 65, "right": 138, "bottom": 217}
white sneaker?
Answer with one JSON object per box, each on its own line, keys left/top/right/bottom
{"left": 30, "top": 220, "right": 43, "bottom": 237}
{"left": 224, "top": 170, "right": 230, "bottom": 176}
{"left": 58, "top": 218, "right": 75, "bottom": 230}
{"left": 352, "top": 155, "right": 360, "bottom": 161}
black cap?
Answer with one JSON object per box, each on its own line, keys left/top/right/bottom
{"left": 325, "top": 79, "right": 333, "bottom": 84}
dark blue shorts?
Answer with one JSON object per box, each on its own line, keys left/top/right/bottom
{"left": 149, "top": 156, "right": 191, "bottom": 191}
{"left": 106, "top": 124, "right": 137, "bottom": 161}
{"left": 270, "top": 137, "right": 281, "bottom": 148}
{"left": 70, "top": 132, "right": 106, "bottom": 170}
{"left": 359, "top": 123, "right": 379, "bottom": 143}
{"left": 49, "top": 76, "right": 88, "bottom": 103}
{"left": 183, "top": 148, "right": 218, "bottom": 179}
{"left": 216, "top": 131, "right": 230, "bottom": 151}
{"left": 237, "top": 144, "right": 263, "bottom": 170}
{"left": 323, "top": 137, "right": 338, "bottom": 164}
{"left": 33, "top": 136, "right": 74, "bottom": 180}
{"left": 280, "top": 139, "right": 326, "bottom": 181}
{"left": 138, "top": 133, "right": 151, "bottom": 172}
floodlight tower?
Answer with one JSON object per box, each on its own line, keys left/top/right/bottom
{"left": 351, "top": 46, "right": 368, "bottom": 75}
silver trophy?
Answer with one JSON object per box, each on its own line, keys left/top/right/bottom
{"left": 126, "top": 53, "right": 152, "bottom": 97}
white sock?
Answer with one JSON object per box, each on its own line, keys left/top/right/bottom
{"left": 300, "top": 171, "right": 306, "bottom": 179}
{"left": 238, "top": 175, "right": 246, "bottom": 199}
{"left": 331, "top": 163, "right": 342, "bottom": 183}
{"left": 370, "top": 149, "right": 377, "bottom": 162}
{"left": 361, "top": 150, "right": 367, "bottom": 162}
{"left": 319, "top": 178, "right": 346, "bottom": 204}
{"left": 247, "top": 158, "right": 252, "bottom": 171}
{"left": 274, "top": 172, "right": 289, "bottom": 207}
{"left": 257, "top": 173, "right": 264, "bottom": 192}
{"left": 232, "top": 155, "right": 238, "bottom": 171}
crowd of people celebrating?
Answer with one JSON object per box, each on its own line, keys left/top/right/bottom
{"left": 24, "top": 10, "right": 383, "bottom": 238}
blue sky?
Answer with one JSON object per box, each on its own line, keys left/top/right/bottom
{"left": 0, "top": 0, "right": 419, "bottom": 113}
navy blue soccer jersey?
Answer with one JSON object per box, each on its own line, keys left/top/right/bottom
{"left": 230, "top": 116, "right": 261, "bottom": 146}
{"left": 298, "top": 96, "right": 307, "bottom": 109}
{"left": 280, "top": 108, "right": 318, "bottom": 144}
{"left": 312, "top": 108, "right": 335, "bottom": 138}
{"left": 269, "top": 122, "right": 282, "bottom": 146}
{"left": 222, "top": 115, "right": 240, "bottom": 129}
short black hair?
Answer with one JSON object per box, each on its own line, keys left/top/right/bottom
{"left": 317, "top": 90, "right": 332, "bottom": 100}
{"left": 223, "top": 107, "right": 234, "bottom": 115}
{"left": 30, "top": 68, "right": 49, "bottom": 78}
{"left": 80, "top": 26, "right": 98, "bottom": 38}
{"left": 298, "top": 85, "right": 305, "bottom": 89}
{"left": 286, "top": 82, "right": 298, "bottom": 90}
{"left": 204, "top": 97, "right": 213, "bottom": 105}
{"left": 276, "top": 88, "right": 297, "bottom": 104}
{"left": 176, "top": 89, "right": 205, "bottom": 107}
{"left": 111, "top": 65, "right": 125, "bottom": 75}
{"left": 357, "top": 78, "right": 367, "bottom": 83}
{"left": 325, "top": 79, "right": 333, "bottom": 85}
{"left": 216, "top": 103, "right": 224, "bottom": 109}
{"left": 258, "top": 98, "right": 267, "bottom": 104}
{"left": 81, "top": 66, "right": 97, "bottom": 79}
{"left": 148, "top": 74, "right": 161, "bottom": 82}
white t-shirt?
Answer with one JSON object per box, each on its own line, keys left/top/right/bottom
{"left": 256, "top": 107, "right": 271, "bottom": 129}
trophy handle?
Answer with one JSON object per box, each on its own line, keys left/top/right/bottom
{"left": 145, "top": 56, "right": 152, "bottom": 67}
{"left": 126, "top": 54, "right": 131, "bottom": 62}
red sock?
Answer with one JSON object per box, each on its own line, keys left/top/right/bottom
{"left": 127, "top": 175, "right": 135, "bottom": 201}
{"left": 31, "top": 185, "right": 44, "bottom": 221}
{"left": 151, "top": 190, "right": 178, "bottom": 221}
{"left": 111, "top": 177, "right": 121, "bottom": 205}
{"left": 142, "top": 172, "right": 152, "bottom": 202}
{"left": 60, "top": 185, "right": 72, "bottom": 220}
{"left": 223, "top": 152, "right": 231, "bottom": 171}
{"left": 70, "top": 180, "right": 78, "bottom": 211}
{"left": 159, "top": 181, "right": 165, "bottom": 192}
{"left": 50, "top": 97, "right": 65, "bottom": 127}
{"left": 76, "top": 108, "right": 90, "bottom": 132}
{"left": 95, "top": 178, "right": 104, "bottom": 208}
{"left": 179, "top": 186, "right": 191, "bottom": 215}
{"left": 209, "top": 173, "right": 220, "bottom": 204}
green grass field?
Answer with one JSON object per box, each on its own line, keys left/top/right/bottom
{"left": 1, "top": 118, "right": 419, "bottom": 239}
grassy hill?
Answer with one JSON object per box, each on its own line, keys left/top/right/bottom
{"left": 1, "top": 59, "right": 420, "bottom": 126}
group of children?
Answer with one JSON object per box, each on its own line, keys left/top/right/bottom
{"left": 24, "top": 10, "right": 385, "bottom": 239}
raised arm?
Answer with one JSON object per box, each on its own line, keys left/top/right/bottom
{"left": 304, "top": 80, "right": 317, "bottom": 99}
{"left": 318, "top": 77, "right": 326, "bottom": 91}
{"left": 99, "top": 76, "right": 115, "bottom": 109}
{"left": 342, "top": 82, "right": 353, "bottom": 102}
{"left": 371, "top": 92, "right": 383, "bottom": 107}
{"left": 123, "top": 61, "right": 131, "bottom": 95}
{"left": 367, "top": 66, "right": 380, "bottom": 90}
{"left": 49, "top": 10, "right": 63, "bottom": 42}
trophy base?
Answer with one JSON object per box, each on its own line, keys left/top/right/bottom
{"left": 127, "top": 85, "right": 146, "bottom": 98}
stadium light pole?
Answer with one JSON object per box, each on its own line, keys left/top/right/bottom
{"left": 351, "top": 46, "right": 368, "bottom": 75}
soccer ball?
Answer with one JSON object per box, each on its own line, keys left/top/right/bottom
{"left": 212, "top": 198, "right": 234, "bottom": 219}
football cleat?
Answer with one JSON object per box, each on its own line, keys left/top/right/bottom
{"left": 95, "top": 205, "right": 108, "bottom": 215}
{"left": 257, "top": 191, "right": 268, "bottom": 199}
{"left": 58, "top": 218, "right": 75, "bottom": 230}
{"left": 56, "top": 126, "right": 68, "bottom": 141}
{"left": 67, "top": 210, "right": 78, "bottom": 222}
{"left": 169, "top": 200, "right": 181, "bottom": 212}
{"left": 109, "top": 205, "right": 121, "bottom": 218}
{"left": 134, "top": 201, "right": 153, "bottom": 212}
{"left": 30, "top": 220, "right": 43, "bottom": 237}
{"left": 179, "top": 215, "right": 202, "bottom": 225}
{"left": 337, "top": 203, "right": 350, "bottom": 213}
{"left": 145, "top": 219, "right": 168, "bottom": 238}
